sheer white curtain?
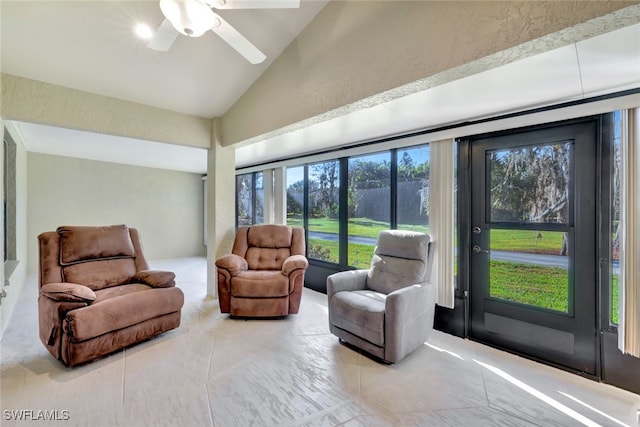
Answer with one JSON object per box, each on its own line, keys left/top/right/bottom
{"left": 619, "top": 108, "right": 640, "bottom": 357}
{"left": 429, "top": 139, "right": 455, "bottom": 308}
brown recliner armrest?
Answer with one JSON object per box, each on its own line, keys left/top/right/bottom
{"left": 40, "top": 282, "right": 96, "bottom": 303}
{"left": 133, "top": 270, "right": 176, "bottom": 288}
{"left": 215, "top": 254, "right": 248, "bottom": 276}
{"left": 281, "top": 255, "right": 309, "bottom": 276}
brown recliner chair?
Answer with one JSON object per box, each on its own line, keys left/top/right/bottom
{"left": 215, "top": 224, "right": 308, "bottom": 317}
{"left": 38, "top": 225, "right": 184, "bottom": 367}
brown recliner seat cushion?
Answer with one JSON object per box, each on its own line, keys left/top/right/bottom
{"left": 65, "top": 287, "right": 183, "bottom": 341}
{"left": 231, "top": 271, "right": 290, "bottom": 297}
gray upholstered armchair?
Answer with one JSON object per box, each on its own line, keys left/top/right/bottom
{"left": 327, "top": 230, "right": 435, "bottom": 363}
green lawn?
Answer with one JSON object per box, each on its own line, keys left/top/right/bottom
{"left": 491, "top": 229, "right": 564, "bottom": 254}
{"left": 291, "top": 217, "right": 563, "bottom": 254}
{"left": 289, "top": 216, "right": 429, "bottom": 237}
{"left": 490, "top": 260, "right": 568, "bottom": 313}
{"left": 295, "top": 216, "right": 620, "bottom": 321}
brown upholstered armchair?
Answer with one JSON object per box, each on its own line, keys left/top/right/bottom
{"left": 38, "top": 225, "right": 184, "bottom": 367}
{"left": 215, "top": 224, "right": 308, "bottom": 317}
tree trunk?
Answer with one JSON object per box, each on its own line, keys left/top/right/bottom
{"left": 560, "top": 232, "right": 568, "bottom": 256}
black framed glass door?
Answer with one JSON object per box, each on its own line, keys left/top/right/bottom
{"left": 469, "top": 119, "right": 598, "bottom": 375}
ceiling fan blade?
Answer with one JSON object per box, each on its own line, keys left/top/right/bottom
{"left": 147, "top": 19, "right": 180, "bottom": 52}
{"left": 212, "top": 14, "right": 266, "bottom": 64}
{"left": 205, "top": 0, "right": 299, "bottom": 10}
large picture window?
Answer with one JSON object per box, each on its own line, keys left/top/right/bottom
{"left": 248, "top": 141, "right": 435, "bottom": 269}
{"left": 348, "top": 152, "right": 390, "bottom": 268}
{"left": 307, "top": 160, "right": 340, "bottom": 263}
{"left": 236, "top": 172, "right": 264, "bottom": 227}
{"left": 397, "top": 145, "right": 430, "bottom": 233}
{"left": 611, "top": 111, "right": 622, "bottom": 325}
{"left": 286, "top": 166, "right": 304, "bottom": 227}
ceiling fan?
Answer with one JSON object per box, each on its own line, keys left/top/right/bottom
{"left": 147, "top": 0, "right": 300, "bottom": 64}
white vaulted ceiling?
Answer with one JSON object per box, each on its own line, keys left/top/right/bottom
{"left": 1, "top": 0, "right": 327, "bottom": 118}
{"left": 1, "top": 0, "right": 327, "bottom": 172}
{"left": 1, "top": 2, "right": 639, "bottom": 172}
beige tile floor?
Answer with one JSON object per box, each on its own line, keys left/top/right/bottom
{"left": 1, "top": 257, "right": 639, "bottom": 427}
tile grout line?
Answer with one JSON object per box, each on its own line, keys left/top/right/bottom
{"left": 121, "top": 348, "right": 126, "bottom": 406}
{"left": 206, "top": 330, "right": 216, "bottom": 380}
{"left": 472, "top": 341, "right": 554, "bottom": 427}
{"left": 205, "top": 383, "right": 215, "bottom": 427}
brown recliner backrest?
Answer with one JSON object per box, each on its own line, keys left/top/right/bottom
{"left": 231, "top": 224, "right": 305, "bottom": 271}
{"left": 38, "top": 225, "right": 149, "bottom": 291}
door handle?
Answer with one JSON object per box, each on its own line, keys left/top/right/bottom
{"left": 472, "top": 245, "right": 489, "bottom": 254}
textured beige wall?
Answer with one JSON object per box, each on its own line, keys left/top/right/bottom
{"left": 205, "top": 119, "right": 236, "bottom": 296}
{"left": 27, "top": 152, "right": 205, "bottom": 274}
{"left": 221, "top": 0, "right": 637, "bottom": 146}
{"left": 1, "top": 74, "right": 212, "bottom": 149}
{"left": 0, "top": 122, "right": 4, "bottom": 335}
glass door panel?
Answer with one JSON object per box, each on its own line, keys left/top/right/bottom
{"left": 488, "top": 229, "right": 570, "bottom": 314}
{"left": 488, "top": 143, "right": 570, "bottom": 224}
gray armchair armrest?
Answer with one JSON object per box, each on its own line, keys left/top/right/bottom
{"left": 386, "top": 282, "right": 432, "bottom": 319}
{"left": 385, "top": 282, "right": 436, "bottom": 362}
{"left": 40, "top": 282, "right": 96, "bottom": 303}
{"left": 133, "top": 270, "right": 176, "bottom": 288}
{"left": 327, "top": 269, "right": 369, "bottom": 299}
{"left": 282, "top": 255, "right": 308, "bottom": 276}
{"left": 215, "top": 254, "right": 248, "bottom": 276}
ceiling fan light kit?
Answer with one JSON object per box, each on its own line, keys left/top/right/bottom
{"left": 203, "top": 0, "right": 226, "bottom": 7}
{"left": 160, "top": 0, "right": 218, "bottom": 37}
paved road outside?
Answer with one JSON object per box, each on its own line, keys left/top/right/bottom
{"left": 308, "top": 231, "right": 569, "bottom": 269}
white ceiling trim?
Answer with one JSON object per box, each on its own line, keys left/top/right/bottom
{"left": 235, "top": 22, "right": 640, "bottom": 169}
{"left": 11, "top": 121, "right": 208, "bottom": 174}
{"left": 236, "top": 92, "right": 640, "bottom": 175}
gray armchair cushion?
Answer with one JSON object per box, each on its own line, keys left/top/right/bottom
{"left": 367, "top": 230, "right": 429, "bottom": 294}
{"left": 375, "top": 229, "right": 429, "bottom": 260}
{"left": 330, "top": 290, "right": 386, "bottom": 346}
{"left": 367, "top": 255, "right": 427, "bottom": 295}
